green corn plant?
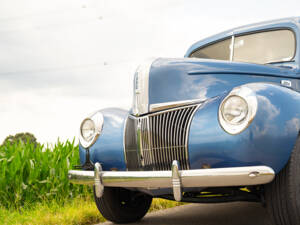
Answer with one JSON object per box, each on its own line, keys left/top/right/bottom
{"left": 0, "top": 139, "right": 91, "bottom": 209}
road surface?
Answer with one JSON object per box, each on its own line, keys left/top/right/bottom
{"left": 98, "top": 202, "right": 272, "bottom": 225}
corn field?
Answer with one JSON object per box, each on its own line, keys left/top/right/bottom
{"left": 0, "top": 140, "right": 91, "bottom": 209}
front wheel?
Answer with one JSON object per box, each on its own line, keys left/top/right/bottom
{"left": 265, "top": 137, "right": 300, "bottom": 225}
{"left": 94, "top": 187, "right": 152, "bottom": 224}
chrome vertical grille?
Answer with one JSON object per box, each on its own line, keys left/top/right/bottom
{"left": 124, "top": 104, "right": 198, "bottom": 171}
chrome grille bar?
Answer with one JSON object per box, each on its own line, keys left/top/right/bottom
{"left": 125, "top": 104, "right": 199, "bottom": 171}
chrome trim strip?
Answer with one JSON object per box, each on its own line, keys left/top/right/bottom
{"left": 154, "top": 113, "right": 160, "bottom": 169}
{"left": 230, "top": 35, "right": 235, "bottom": 61}
{"left": 147, "top": 116, "right": 153, "bottom": 167}
{"left": 185, "top": 104, "right": 201, "bottom": 168}
{"left": 158, "top": 114, "right": 163, "bottom": 169}
{"left": 149, "top": 103, "right": 200, "bottom": 117}
{"left": 175, "top": 109, "right": 184, "bottom": 163}
{"left": 179, "top": 108, "right": 187, "bottom": 168}
{"left": 161, "top": 113, "right": 166, "bottom": 166}
{"left": 169, "top": 110, "right": 177, "bottom": 166}
{"left": 68, "top": 165, "right": 275, "bottom": 188}
{"left": 137, "top": 118, "right": 144, "bottom": 167}
{"left": 123, "top": 115, "right": 129, "bottom": 169}
{"left": 142, "top": 118, "right": 148, "bottom": 166}
{"left": 149, "top": 99, "right": 204, "bottom": 113}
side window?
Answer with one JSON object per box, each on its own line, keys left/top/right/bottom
{"left": 233, "top": 29, "right": 296, "bottom": 64}
{"left": 190, "top": 38, "right": 231, "bottom": 61}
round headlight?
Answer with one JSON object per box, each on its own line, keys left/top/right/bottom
{"left": 221, "top": 95, "right": 248, "bottom": 125}
{"left": 218, "top": 86, "right": 257, "bottom": 135}
{"left": 79, "top": 112, "right": 104, "bottom": 148}
{"left": 81, "top": 119, "right": 95, "bottom": 142}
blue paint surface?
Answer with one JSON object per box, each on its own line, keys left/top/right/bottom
{"left": 149, "top": 58, "right": 300, "bottom": 106}
{"left": 188, "top": 83, "right": 300, "bottom": 173}
{"left": 79, "top": 108, "right": 127, "bottom": 171}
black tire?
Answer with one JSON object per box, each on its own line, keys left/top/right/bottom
{"left": 265, "top": 137, "right": 300, "bottom": 225}
{"left": 94, "top": 187, "right": 152, "bottom": 224}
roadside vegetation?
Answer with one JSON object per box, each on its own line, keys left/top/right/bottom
{"left": 0, "top": 136, "right": 183, "bottom": 225}
{"left": 0, "top": 138, "right": 89, "bottom": 209}
{"left": 1, "top": 197, "right": 183, "bottom": 225}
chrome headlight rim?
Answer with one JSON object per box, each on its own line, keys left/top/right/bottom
{"left": 218, "top": 86, "right": 258, "bottom": 135}
{"left": 79, "top": 111, "right": 104, "bottom": 149}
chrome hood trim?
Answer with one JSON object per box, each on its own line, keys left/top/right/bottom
{"left": 149, "top": 99, "right": 204, "bottom": 113}
{"left": 132, "top": 59, "right": 156, "bottom": 116}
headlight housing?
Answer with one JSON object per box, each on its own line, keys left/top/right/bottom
{"left": 219, "top": 86, "right": 257, "bottom": 135}
{"left": 79, "top": 111, "right": 104, "bottom": 148}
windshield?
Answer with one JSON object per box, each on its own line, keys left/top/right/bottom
{"left": 189, "top": 29, "right": 296, "bottom": 65}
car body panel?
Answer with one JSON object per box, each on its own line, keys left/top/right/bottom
{"left": 149, "top": 58, "right": 300, "bottom": 108}
{"left": 79, "top": 108, "right": 127, "bottom": 171}
{"left": 188, "top": 83, "right": 300, "bottom": 173}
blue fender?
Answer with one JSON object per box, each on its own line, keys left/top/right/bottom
{"left": 79, "top": 108, "right": 128, "bottom": 171}
{"left": 188, "top": 83, "right": 300, "bottom": 173}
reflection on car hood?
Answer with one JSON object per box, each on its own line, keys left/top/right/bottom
{"left": 148, "top": 58, "right": 298, "bottom": 107}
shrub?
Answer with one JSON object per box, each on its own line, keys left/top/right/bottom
{"left": 2, "top": 132, "right": 39, "bottom": 147}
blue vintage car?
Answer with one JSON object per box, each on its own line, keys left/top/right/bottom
{"left": 69, "top": 17, "right": 300, "bottom": 225}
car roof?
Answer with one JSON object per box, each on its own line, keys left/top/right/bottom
{"left": 185, "top": 17, "right": 300, "bottom": 58}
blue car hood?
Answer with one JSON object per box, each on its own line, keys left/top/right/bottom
{"left": 148, "top": 58, "right": 298, "bottom": 105}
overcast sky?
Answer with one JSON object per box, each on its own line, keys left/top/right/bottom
{"left": 0, "top": 0, "right": 299, "bottom": 144}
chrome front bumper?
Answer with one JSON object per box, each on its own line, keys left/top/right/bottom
{"left": 68, "top": 161, "right": 275, "bottom": 201}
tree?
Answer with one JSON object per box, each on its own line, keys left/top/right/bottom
{"left": 2, "top": 132, "right": 38, "bottom": 146}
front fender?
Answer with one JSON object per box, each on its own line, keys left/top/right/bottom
{"left": 79, "top": 108, "right": 128, "bottom": 171}
{"left": 188, "top": 83, "right": 300, "bottom": 173}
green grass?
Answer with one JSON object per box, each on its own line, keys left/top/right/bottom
{"left": 150, "top": 198, "right": 185, "bottom": 212}
{"left": 0, "top": 197, "right": 184, "bottom": 225}
{"left": 0, "top": 196, "right": 103, "bottom": 225}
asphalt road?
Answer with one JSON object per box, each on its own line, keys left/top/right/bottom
{"left": 99, "top": 202, "right": 272, "bottom": 225}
